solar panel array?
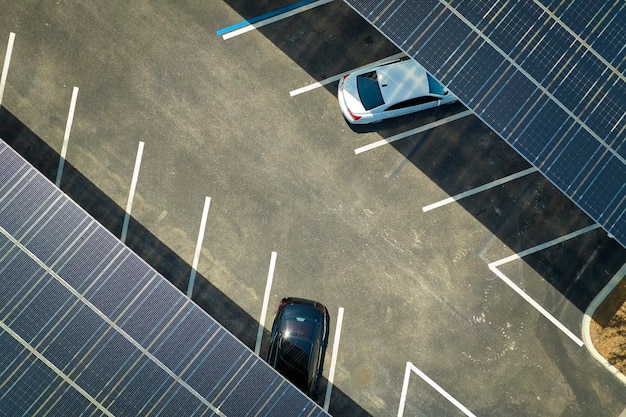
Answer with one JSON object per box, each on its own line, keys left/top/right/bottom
{"left": 0, "top": 140, "right": 330, "bottom": 417}
{"left": 343, "top": 0, "right": 626, "bottom": 248}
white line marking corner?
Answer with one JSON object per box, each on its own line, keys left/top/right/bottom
{"left": 398, "top": 361, "right": 477, "bottom": 417}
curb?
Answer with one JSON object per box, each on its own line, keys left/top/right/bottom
{"left": 582, "top": 262, "right": 626, "bottom": 386}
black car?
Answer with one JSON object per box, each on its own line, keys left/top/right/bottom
{"left": 266, "top": 297, "right": 330, "bottom": 396}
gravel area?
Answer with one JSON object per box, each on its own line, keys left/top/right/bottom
{"left": 591, "top": 278, "right": 626, "bottom": 373}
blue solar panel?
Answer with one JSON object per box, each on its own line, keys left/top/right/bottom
{"left": 0, "top": 140, "right": 330, "bottom": 417}
{"left": 344, "top": 0, "right": 626, "bottom": 247}
{"left": 414, "top": 15, "right": 471, "bottom": 71}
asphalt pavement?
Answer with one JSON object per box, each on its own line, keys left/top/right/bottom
{"left": 0, "top": 1, "right": 625, "bottom": 416}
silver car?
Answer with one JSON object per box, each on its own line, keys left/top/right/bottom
{"left": 338, "top": 59, "right": 457, "bottom": 124}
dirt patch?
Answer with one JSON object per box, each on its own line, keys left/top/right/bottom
{"left": 590, "top": 277, "right": 626, "bottom": 373}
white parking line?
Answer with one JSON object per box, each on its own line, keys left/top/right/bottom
{"left": 120, "top": 141, "right": 145, "bottom": 243}
{"left": 187, "top": 196, "right": 212, "bottom": 298}
{"left": 323, "top": 306, "right": 344, "bottom": 411}
{"left": 0, "top": 32, "right": 16, "bottom": 107}
{"left": 488, "top": 224, "right": 601, "bottom": 347}
{"left": 255, "top": 251, "right": 277, "bottom": 355}
{"left": 354, "top": 109, "right": 473, "bottom": 154}
{"left": 289, "top": 52, "right": 405, "bottom": 97}
{"left": 422, "top": 167, "right": 538, "bottom": 212}
{"left": 582, "top": 262, "right": 626, "bottom": 385}
{"left": 55, "top": 86, "right": 79, "bottom": 187}
{"left": 151, "top": 209, "right": 168, "bottom": 229}
{"left": 398, "top": 361, "right": 476, "bottom": 417}
{"left": 490, "top": 224, "right": 601, "bottom": 268}
{"left": 222, "top": 0, "right": 333, "bottom": 40}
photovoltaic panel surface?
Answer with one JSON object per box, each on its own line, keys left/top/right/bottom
{"left": 0, "top": 140, "right": 330, "bottom": 417}
{"left": 343, "top": 0, "right": 626, "bottom": 248}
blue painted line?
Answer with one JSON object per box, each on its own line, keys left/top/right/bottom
{"left": 216, "top": 0, "right": 318, "bottom": 36}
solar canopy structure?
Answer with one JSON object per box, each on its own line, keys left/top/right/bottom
{"left": 0, "top": 140, "right": 330, "bottom": 416}
{"left": 343, "top": 0, "right": 626, "bottom": 248}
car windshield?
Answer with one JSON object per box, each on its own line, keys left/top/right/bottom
{"left": 357, "top": 71, "right": 385, "bottom": 110}
{"left": 282, "top": 306, "right": 320, "bottom": 341}
{"left": 427, "top": 73, "right": 446, "bottom": 95}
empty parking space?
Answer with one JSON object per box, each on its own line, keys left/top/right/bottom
{"left": 488, "top": 224, "right": 602, "bottom": 347}
{"left": 422, "top": 167, "right": 538, "bottom": 212}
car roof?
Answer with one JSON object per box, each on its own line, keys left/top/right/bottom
{"left": 372, "top": 60, "right": 429, "bottom": 107}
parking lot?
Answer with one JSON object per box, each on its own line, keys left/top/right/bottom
{"left": 1, "top": 1, "right": 626, "bottom": 416}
